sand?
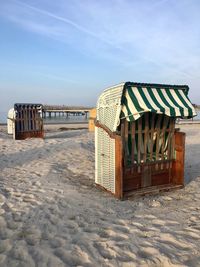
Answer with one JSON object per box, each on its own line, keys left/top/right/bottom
{"left": 0, "top": 123, "right": 200, "bottom": 267}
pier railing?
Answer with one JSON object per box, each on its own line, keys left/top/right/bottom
{"left": 42, "top": 105, "right": 94, "bottom": 119}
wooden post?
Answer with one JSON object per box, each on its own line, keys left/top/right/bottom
{"left": 137, "top": 118, "right": 142, "bottom": 172}
{"left": 115, "top": 135, "right": 123, "bottom": 199}
{"left": 171, "top": 132, "right": 185, "bottom": 185}
{"left": 131, "top": 122, "right": 135, "bottom": 165}
{"left": 155, "top": 115, "right": 162, "bottom": 161}
{"left": 150, "top": 113, "right": 155, "bottom": 161}
{"left": 144, "top": 113, "right": 149, "bottom": 163}
{"left": 161, "top": 116, "right": 169, "bottom": 169}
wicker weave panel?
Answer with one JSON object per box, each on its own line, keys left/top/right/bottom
{"left": 97, "top": 84, "right": 124, "bottom": 132}
{"left": 95, "top": 127, "right": 115, "bottom": 193}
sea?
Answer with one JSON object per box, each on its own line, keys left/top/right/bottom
{"left": 0, "top": 110, "right": 200, "bottom": 124}
{"left": 0, "top": 111, "right": 89, "bottom": 125}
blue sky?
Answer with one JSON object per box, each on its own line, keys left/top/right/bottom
{"left": 0, "top": 0, "right": 200, "bottom": 111}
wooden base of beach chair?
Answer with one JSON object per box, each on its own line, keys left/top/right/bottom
{"left": 123, "top": 184, "right": 184, "bottom": 199}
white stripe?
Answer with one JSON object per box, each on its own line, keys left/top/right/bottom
{"left": 179, "top": 90, "right": 197, "bottom": 116}
{"left": 142, "top": 87, "right": 161, "bottom": 112}
{"left": 122, "top": 105, "right": 141, "bottom": 121}
{"left": 160, "top": 89, "right": 181, "bottom": 116}
{"left": 121, "top": 105, "right": 129, "bottom": 118}
{"left": 134, "top": 114, "right": 141, "bottom": 121}
{"left": 126, "top": 90, "right": 141, "bottom": 120}
{"left": 169, "top": 89, "right": 189, "bottom": 117}
{"left": 131, "top": 87, "right": 150, "bottom": 112}
{"left": 151, "top": 88, "right": 171, "bottom": 116}
{"left": 126, "top": 90, "right": 139, "bottom": 115}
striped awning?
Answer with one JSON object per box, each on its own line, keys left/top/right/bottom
{"left": 121, "top": 83, "right": 196, "bottom": 121}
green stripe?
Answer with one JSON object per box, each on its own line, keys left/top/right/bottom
{"left": 137, "top": 86, "right": 157, "bottom": 113}
{"left": 165, "top": 89, "right": 185, "bottom": 117}
{"left": 183, "top": 94, "right": 196, "bottom": 116}
{"left": 120, "top": 110, "right": 126, "bottom": 119}
{"left": 156, "top": 88, "right": 176, "bottom": 117}
{"left": 146, "top": 87, "right": 166, "bottom": 113}
{"left": 122, "top": 96, "right": 135, "bottom": 121}
{"left": 121, "top": 85, "right": 195, "bottom": 121}
{"left": 127, "top": 86, "right": 144, "bottom": 113}
{"left": 174, "top": 90, "right": 193, "bottom": 117}
{"left": 178, "top": 90, "right": 195, "bottom": 116}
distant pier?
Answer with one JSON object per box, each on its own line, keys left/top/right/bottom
{"left": 42, "top": 105, "right": 93, "bottom": 119}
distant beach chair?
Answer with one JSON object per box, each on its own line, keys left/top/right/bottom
{"left": 7, "top": 108, "right": 15, "bottom": 135}
{"left": 8, "top": 103, "right": 44, "bottom": 140}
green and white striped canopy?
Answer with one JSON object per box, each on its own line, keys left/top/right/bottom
{"left": 121, "top": 83, "right": 196, "bottom": 121}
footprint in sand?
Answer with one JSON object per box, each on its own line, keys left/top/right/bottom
{"left": 12, "top": 191, "right": 23, "bottom": 198}
{"left": 0, "top": 228, "right": 12, "bottom": 240}
{"left": 18, "top": 227, "right": 42, "bottom": 246}
{"left": 143, "top": 214, "right": 157, "bottom": 220}
{"left": 54, "top": 246, "right": 91, "bottom": 266}
{"left": 7, "top": 220, "right": 22, "bottom": 230}
{"left": 8, "top": 245, "right": 35, "bottom": 267}
{"left": 32, "top": 181, "right": 41, "bottom": 186}
{"left": 0, "top": 209, "right": 5, "bottom": 215}
{"left": 138, "top": 247, "right": 160, "bottom": 258}
{"left": 151, "top": 219, "right": 166, "bottom": 226}
{"left": 150, "top": 200, "right": 161, "bottom": 207}
{"left": 50, "top": 237, "right": 66, "bottom": 248}
{"left": 0, "top": 240, "right": 11, "bottom": 254}
{"left": 0, "top": 217, "right": 6, "bottom": 228}
{"left": 159, "top": 233, "right": 192, "bottom": 250}
{"left": 0, "top": 254, "right": 6, "bottom": 265}
{"left": 182, "top": 230, "right": 200, "bottom": 240}
{"left": 0, "top": 195, "right": 5, "bottom": 207}
{"left": 94, "top": 242, "right": 117, "bottom": 260}
{"left": 12, "top": 212, "right": 23, "bottom": 222}
{"left": 98, "top": 228, "right": 129, "bottom": 241}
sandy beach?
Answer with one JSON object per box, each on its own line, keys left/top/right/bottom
{"left": 0, "top": 123, "right": 200, "bottom": 267}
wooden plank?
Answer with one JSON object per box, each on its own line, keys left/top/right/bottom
{"left": 31, "top": 108, "right": 33, "bottom": 131}
{"left": 120, "top": 119, "right": 125, "bottom": 139}
{"left": 129, "top": 128, "right": 173, "bottom": 135}
{"left": 171, "top": 131, "right": 185, "bottom": 185}
{"left": 33, "top": 108, "right": 36, "bottom": 131}
{"left": 95, "top": 121, "right": 116, "bottom": 139}
{"left": 150, "top": 113, "right": 155, "bottom": 161}
{"left": 123, "top": 176, "right": 141, "bottom": 191}
{"left": 171, "top": 118, "right": 175, "bottom": 160}
{"left": 151, "top": 171, "right": 170, "bottom": 186}
{"left": 144, "top": 113, "right": 149, "bottom": 163}
{"left": 167, "top": 118, "right": 173, "bottom": 160}
{"left": 161, "top": 116, "right": 169, "bottom": 169}
{"left": 124, "top": 120, "right": 129, "bottom": 166}
{"left": 128, "top": 159, "right": 173, "bottom": 167}
{"left": 137, "top": 118, "right": 142, "bottom": 172}
{"left": 161, "top": 116, "right": 168, "bottom": 159}
{"left": 19, "top": 108, "right": 22, "bottom": 132}
{"left": 141, "top": 165, "right": 151, "bottom": 187}
{"left": 22, "top": 108, "right": 25, "bottom": 132}
{"left": 141, "top": 113, "right": 151, "bottom": 188}
{"left": 115, "top": 135, "right": 123, "bottom": 199}
{"left": 29, "top": 107, "right": 33, "bottom": 131}
{"left": 25, "top": 107, "right": 28, "bottom": 131}
{"left": 155, "top": 115, "right": 162, "bottom": 161}
{"left": 124, "top": 184, "right": 183, "bottom": 198}
{"left": 23, "top": 108, "right": 26, "bottom": 131}
{"left": 131, "top": 122, "right": 135, "bottom": 165}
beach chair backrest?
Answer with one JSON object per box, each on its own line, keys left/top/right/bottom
{"left": 121, "top": 113, "right": 175, "bottom": 167}
{"left": 14, "top": 103, "right": 44, "bottom": 140}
